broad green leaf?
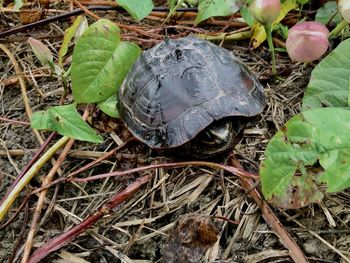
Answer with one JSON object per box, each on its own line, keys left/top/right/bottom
{"left": 315, "top": 1, "right": 342, "bottom": 26}
{"left": 59, "top": 16, "right": 87, "bottom": 67}
{"left": 98, "top": 94, "right": 119, "bottom": 118}
{"left": 261, "top": 108, "right": 350, "bottom": 208}
{"left": 302, "top": 38, "right": 350, "bottom": 111}
{"left": 71, "top": 19, "right": 141, "bottom": 103}
{"left": 116, "top": 0, "right": 154, "bottom": 21}
{"left": 250, "top": 0, "right": 296, "bottom": 48}
{"left": 195, "top": 0, "right": 242, "bottom": 25}
{"left": 31, "top": 104, "right": 103, "bottom": 143}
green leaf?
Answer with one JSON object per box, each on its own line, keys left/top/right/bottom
{"left": 315, "top": 1, "right": 343, "bottom": 26}
{"left": 71, "top": 19, "right": 141, "bottom": 103}
{"left": 274, "top": 23, "right": 289, "bottom": 40}
{"left": 302, "top": 38, "right": 350, "bottom": 111}
{"left": 260, "top": 108, "right": 350, "bottom": 208}
{"left": 239, "top": 4, "right": 254, "bottom": 27}
{"left": 98, "top": 94, "right": 119, "bottom": 118}
{"left": 59, "top": 16, "right": 88, "bottom": 67}
{"left": 32, "top": 104, "right": 103, "bottom": 143}
{"left": 195, "top": 0, "right": 242, "bottom": 25}
{"left": 31, "top": 104, "right": 103, "bottom": 143}
{"left": 116, "top": 0, "right": 154, "bottom": 21}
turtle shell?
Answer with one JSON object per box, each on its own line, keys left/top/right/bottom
{"left": 118, "top": 36, "right": 265, "bottom": 149}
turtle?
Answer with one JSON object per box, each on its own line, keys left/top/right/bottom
{"left": 118, "top": 36, "right": 265, "bottom": 156}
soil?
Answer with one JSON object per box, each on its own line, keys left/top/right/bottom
{"left": 1, "top": 2, "right": 350, "bottom": 263}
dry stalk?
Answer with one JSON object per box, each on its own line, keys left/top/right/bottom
{"left": 27, "top": 175, "right": 150, "bottom": 263}
{"left": 20, "top": 108, "right": 89, "bottom": 263}
{"left": 229, "top": 157, "right": 309, "bottom": 263}
{"left": 0, "top": 44, "right": 42, "bottom": 142}
{"left": 70, "top": 161, "right": 258, "bottom": 183}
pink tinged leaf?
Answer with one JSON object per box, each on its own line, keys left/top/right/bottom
{"left": 28, "top": 37, "right": 53, "bottom": 65}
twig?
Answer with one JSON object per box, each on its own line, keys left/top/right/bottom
{"left": 214, "top": 215, "right": 239, "bottom": 225}
{"left": 0, "top": 136, "right": 70, "bottom": 222}
{"left": 21, "top": 108, "right": 89, "bottom": 263}
{"left": 70, "top": 161, "right": 258, "bottom": 183}
{"left": 0, "top": 116, "right": 30, "bottom": 126}
{"left": 72, "top": 0, "right": 100, "bottom": 21}
{"left": 0, "top": 193, "right": 31, "bottom": 229}
{"left": 0, "top": 6, "right": 197, "bottom": 38}
{"left": 67, "top": 138, "right": 134, "bottom": 178}
{"left": 8, "top": 202, "right": 29, "bottom": 263}
{"left": 21, "top": 142, "right": 71, "bottom": 262}
{"left": 0, "top": 133, "right": 56, "bottom": 207}
{"left": 0, "top": 149, "right": 115, "bottom": 158}
{"left": 229, "top": 157, "right": 309, "bottom": 263}
{"left": 28, "top": 139, "right": 134, "bottom": 196}
{"left": 282, "top": 211, "right": 350, "bottom": 263}
{"left": 272, "top": 37, "right": 286, "bottom": 48}
{"left": 28, "top": 175, "right": 150, "bottom": 263}
{"left": 0, "top": 44, "right": 66, "bottom": 224}
{"left": 0, "top": 44, "right": 42, "bottom": 142}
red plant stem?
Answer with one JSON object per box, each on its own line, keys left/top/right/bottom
{"left": 70, "top": 161, "right": 258, "bottom": 183}
{"left": 28, "top": 175, "right": 150, "bottom": 263}
{"left": 0, "top": 132, "right": 56, "bottom": 207}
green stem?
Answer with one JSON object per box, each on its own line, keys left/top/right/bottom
{"left": 329, "top": 19, "right": 349, "bottom": 39}
{"left": 164, "top": 0, "right": 185, "bottom": 24}
{"left": 265, "top": 25, "right": 276, "bottom": 75}
{"left": 0, "top": 136, "right": 69, "bottom": 222}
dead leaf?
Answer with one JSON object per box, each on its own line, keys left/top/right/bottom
{"left": 19, "top": 8, "right": 45, "bottom": 24}
{"left": 162, "top": 213, "right": 220, "bottom": 263}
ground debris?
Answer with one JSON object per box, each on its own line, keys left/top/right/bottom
{"left": 162, "top": 213, "right": 220, "bottom": 263}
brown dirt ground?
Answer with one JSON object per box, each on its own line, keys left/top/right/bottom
{"left": 0, "top": 2, "right": 350, "bottom": 263}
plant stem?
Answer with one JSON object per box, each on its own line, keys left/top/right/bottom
{"left": 163, "top": 0, "right": 186, "bottom": 24}
{"left": 329, "top": 19, "right": 349, "bottom": 39}
{"left": 0, "top": 136, "right": 70, "bottom": 222}
{"left": 196, "top": 31, "right": 251, "bottom": 41}
{"left": 70, "top": 160, "right": 258, "bottom": 183}
{"left": 265, "top": 25, "right": 276, "bottom": 75}
{"left": 0, "top": 133, "right": 56, "bottom": 207}
{"left": 28, "top": 175, "right": 150, "bottom": 263}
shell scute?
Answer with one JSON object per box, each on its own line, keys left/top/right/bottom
{"left": 118, "top": 36, "right": 265, "bottom": 149}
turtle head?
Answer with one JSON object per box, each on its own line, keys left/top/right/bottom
{"left": 186, "top": 118, "right": 245, "bottom": 156}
